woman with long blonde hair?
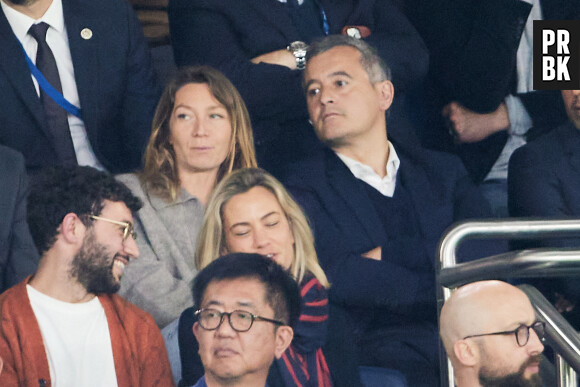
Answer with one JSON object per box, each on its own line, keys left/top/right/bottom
{"left": 117, "top": 66, "right": 257, "bottom": 328}
{"left": 178, "top": 168, "right": 361, "bottom": 387}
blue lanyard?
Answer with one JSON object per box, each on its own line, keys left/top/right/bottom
{"left": 314, "top": 0, "right": 329, "bottom": 35}
{"left": 20, "top": 43, "right": 82, "bottom": 119}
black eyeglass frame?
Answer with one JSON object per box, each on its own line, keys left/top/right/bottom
{"left": 89, "top": 215, "right": 136, "bottom": 241}
{"left": 463, "top": 321, "right": 546, "bottom": 347}
{"left": 195, "top": 308, "right": 285, "bottom": 333}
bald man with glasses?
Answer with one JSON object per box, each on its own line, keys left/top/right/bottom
{"left": 440, "top": 280, "right": 545, "bottom": 387}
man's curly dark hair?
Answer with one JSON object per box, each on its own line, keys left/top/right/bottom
{"left": 27, "top": 166, "right": 142, "bottom": 255}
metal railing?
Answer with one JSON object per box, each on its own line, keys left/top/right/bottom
{"left": 521, "top": 285, "right": 580, "bottom": 385}
{"left": 437, "top": 219, "right": 580, "bottom": 387}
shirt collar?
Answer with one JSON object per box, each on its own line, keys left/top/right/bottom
{"left": 337, "top": 142, "right": 399, "bottom": 178}
{"left": 1, "top": 0, "right": 65, "bottom": 43}
{"left": 336, "top": 142, "right": 401, "bottom": 196}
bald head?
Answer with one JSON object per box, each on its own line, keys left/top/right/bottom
{"left": 441, "top": 281, "right": 544, "bottom": 387}
{"left": 440, "top": 281, "right": 534, "bottom": 359}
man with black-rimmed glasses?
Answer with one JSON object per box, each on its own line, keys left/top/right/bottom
{"left": 191, "top": 253, "right": 299, "bottom": 387}
{"left": 440, "top": 280, "right": 545, "bottom": 387}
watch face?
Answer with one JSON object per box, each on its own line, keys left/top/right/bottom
{"left": 289, "top": 41, "right": 307, "bottom": 50}
{"left": 288, "top": 41, "right": 308, "bottom": 69}
{"left": 347, "top": 28, "right": 362, "bottom": 39}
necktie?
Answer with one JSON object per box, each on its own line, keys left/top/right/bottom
{"left": 29, "top": 22, "right": 77, "bottom": 166}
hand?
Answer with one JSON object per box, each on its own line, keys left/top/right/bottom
{"left": 442, "top": 102, "right": 510, "bottom": 143}
{"left": 251, "top": 49, "right": 297, "bottom": 70}
{"left": 362, "top": 246, "right": 381, "bottom": 261}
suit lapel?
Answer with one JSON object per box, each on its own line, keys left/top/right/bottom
{"left": 397, "top": 149, "right": 447, "bottom": 251}
{"left": 0, "top": 9, "right": 46, "bottom": 131}
{"left": 63, "top": 0, "right": 98, "bottom": 141}
{"left": 324, "top": 149, "right": 386, "bottom": 247}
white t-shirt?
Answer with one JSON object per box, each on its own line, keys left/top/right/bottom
{"left": 27, "top": 285, "right": 118, "bottom": 386}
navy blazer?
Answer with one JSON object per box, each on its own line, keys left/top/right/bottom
{"left": 283, "top": 143, "right": 497, "bottom": 385}
{"left": 169, "top": 0, "right": 428, "bottom": 177}
{"left": 284, "top": 144, "right": 493, "bottom": 314}
{"left": 509, "top": 121, "right": 580, "bottom": 241}
{"left": 508, "top": 121, "right": 580, "bottom": 326}
{"left": 0, "top": 146, "right": 38, "bottom": 293}
{"left": 0, "top": 0, "right": 160, "bottom": 174}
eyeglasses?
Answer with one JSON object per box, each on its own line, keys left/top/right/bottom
{"left": 463, "top": 321, "right": 545, "bottom": 347}
{"left": 195, "top": 308, "right": 285, "bottom": 332}
{"left": 89, "top": 215, "right": 136, "bottom": 241}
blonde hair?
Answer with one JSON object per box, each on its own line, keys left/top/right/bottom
{"left": 140, "top": 66, "right": 257, "bottom": 201}
{"left": 195, "top": 168, "right": 330, "bottom": 287}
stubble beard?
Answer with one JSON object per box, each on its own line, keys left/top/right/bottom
{"left": 69, "top": 230, "right": 121, "bottom": 295}
{"left": 479, "top": 354, "right": 543, "bottom": 387}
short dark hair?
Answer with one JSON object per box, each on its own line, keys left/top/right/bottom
{"left": 27, "top": 166, "right": 142, "bottom": 255}
{"left": 193, "top": 253, "right": 301, "bottom": 329}
{"left": 305, "top": 35, "right": 391, "bottom": 84}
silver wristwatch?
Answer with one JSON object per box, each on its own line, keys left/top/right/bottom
{"left": 287, "top": 41, "right": 309, "bottom": 70}
{"left": 346, "top": 27, "right": 362, "bottom": 39}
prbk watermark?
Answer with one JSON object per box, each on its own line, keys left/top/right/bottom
{"left": 533, "top": 20, "right": 580, "bottom": 90}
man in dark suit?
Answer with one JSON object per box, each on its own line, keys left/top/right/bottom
{"left": 169, "top": 0, "right": 428, "bottom": 178}
{"left": 404, "top": 0, "right": 578, "bottom": 216}
{"left": 0, "top": 0, "right": 160, "bottom": 174}
{"left": 284, "top": 35, "right": 495, "bottom": 387}
{"left": 0, "top": 145, "right": 38, "bottom": 293}
{"left": 509, "top": 89, "right": 580, "bottom": 327}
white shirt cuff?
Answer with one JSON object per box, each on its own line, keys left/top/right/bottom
{"left": 505, "top": 94, "right": 533, "bottom": 136}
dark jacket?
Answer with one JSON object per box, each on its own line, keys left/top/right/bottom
{"left": 508, "top": 121, "right": 580, "bottom": 326}
{"left": 0, "top": 146, "right": 38, "bottom": 293}
{"left": 405, "top": 0, "right": 576, "bottom": 182}
{"left": 282, "top": 143, "right": 500, "bottom": 386}
{"left": 0, "top": 0, "right": 160, "bottom": 173}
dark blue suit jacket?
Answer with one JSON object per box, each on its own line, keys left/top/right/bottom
{"left": 509, "top": 121, "right": 580, "bottom": 326}
{"left": 0, "top": 146, "right": 38, "bottom": 293}
{"left": 509, "top": 121, "right": 580, "bottom": 237}
{"left": 169, "top": 0, "right": 428, "bottom": 177}
{"left": 285, "top": 144, "right": 495, "bottom": 308}
{"left": 283, "top": 142, "right": 497, "bottom": 384}
{"left": 0, "top": 0, "right": 160, "bottom": 174}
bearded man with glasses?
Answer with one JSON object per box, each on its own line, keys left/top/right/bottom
{"left": 190, "top": 253, "right": 299, "bottom": 387}
{"left": 440, "top": 280, "right": 545, "bottom": 387}
{"left": 0, "top": 166, "right": 174, "bottom": 386}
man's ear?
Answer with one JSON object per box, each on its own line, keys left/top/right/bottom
{"left": 273, "top": 326, "right": 294, "bottom": 359}
{"left": 376, "top": 80, "right": 394, "bottom": 111}
{"left": 59, "top": 213, "right": 85, "bottom": 245}
{"left": 453, "top": 339, "right": 479, "bottom": 367}
{"left": 193, "top": 321, "right": 202, "bottom": 344}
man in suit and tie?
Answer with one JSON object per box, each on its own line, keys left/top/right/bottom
{"left": 0, "top": 0, "right": 160, "bottom": 174}
{"left": 284, "top": 35, "right": 496, "bottom": 386}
